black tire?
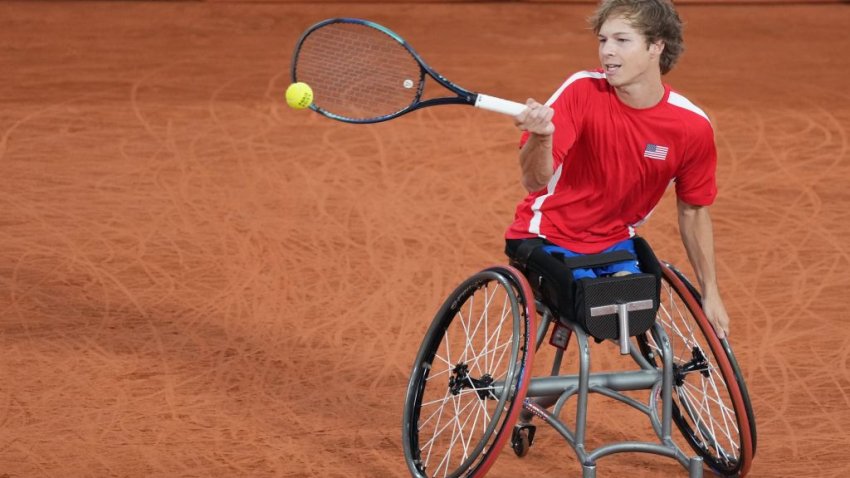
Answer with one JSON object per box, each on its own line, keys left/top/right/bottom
{"left": 638, "top": 263, "right": 756, "bottom": 477}
{"left": 403, "top": 266, "right": 536, "bottom": 478}
{"left": 510, "top": 424, "right": 535, "bottom": 458}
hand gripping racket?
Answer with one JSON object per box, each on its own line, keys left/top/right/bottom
{"left": 290, "top": 18, "right": 527, "bottom": 123}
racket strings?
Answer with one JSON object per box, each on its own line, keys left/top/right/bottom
{"left": 295, "top": 23, "right": 423, "bottom": 121}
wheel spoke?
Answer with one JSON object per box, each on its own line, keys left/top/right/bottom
{"left": 404, "top": 270, "right": 532, "bottom": 478}
{"left": 637, "top": 266, "right": 753, "bottom": 475}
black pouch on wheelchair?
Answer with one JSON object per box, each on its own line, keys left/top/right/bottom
{"left": 508, "top": 237, "right": 662, "bottom": 341}
{"left": 574, "top": 274, "right": 657, "bottom": 339}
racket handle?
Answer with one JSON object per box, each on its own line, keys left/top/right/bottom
{"left": 474, "top": 94, "right": 527, "bottom": 116}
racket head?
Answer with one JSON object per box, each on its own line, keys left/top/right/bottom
{"left": 291, "top": 18, "right": 471, "bottom": 124}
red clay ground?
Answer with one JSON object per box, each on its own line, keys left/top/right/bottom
{"left": 1, "top": 2, "right": 849, "bottom": 477}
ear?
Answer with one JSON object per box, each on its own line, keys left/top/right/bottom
{"left": 649, "top": 40, "right": 665, "bottom": 59}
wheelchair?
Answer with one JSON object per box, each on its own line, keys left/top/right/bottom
{"left": 402, "top": 237, "right": 756, "bottom": 477}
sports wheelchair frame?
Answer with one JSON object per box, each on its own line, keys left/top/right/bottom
{"left": 402, "top": 238, "right": 756, "bottom": 477}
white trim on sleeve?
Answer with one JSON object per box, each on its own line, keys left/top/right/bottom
{"left": 544, "top": 71, "right": 606, "bottom": 106}
{"left": 668, "top": 92, "right": 710, "bottom": 123}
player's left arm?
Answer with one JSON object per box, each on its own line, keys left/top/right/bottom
{"left": 677, "top": 199, "right": 730, "bottom": 339}
{"left": 675, "top": 113, "right": 729, "bottom": 339}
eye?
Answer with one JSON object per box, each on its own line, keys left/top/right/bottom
{"left": 617, "top": 38, "right": 629, "bottom": 43}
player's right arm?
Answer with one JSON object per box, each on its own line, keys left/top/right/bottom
{"left": 514, "top": 99, "right": 555, "bottom": 192}
{"left": 513, "top": 71, "right": 591, "bottom": 193}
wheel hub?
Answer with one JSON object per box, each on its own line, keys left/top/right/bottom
{"left": 674, "top": 346, "right": 711, "bottom": 386}
{"left": 448, "top": 362, "right": 496, "bottom": 399}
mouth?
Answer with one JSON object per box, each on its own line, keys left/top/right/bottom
{"left": 604, "top": 63, "right": 621, "bottom": 75}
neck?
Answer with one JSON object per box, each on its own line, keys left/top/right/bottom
{"left": 614, "top": 80, "right": 666, "bottom": 109}
{"left": 612, "top": 63, "right": 666, "bottom": 108}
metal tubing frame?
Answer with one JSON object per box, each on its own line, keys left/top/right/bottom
{"left": 508, "top": 308, "right": 704, "bottom": 477}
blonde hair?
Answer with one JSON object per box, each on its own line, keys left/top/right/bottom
{"left": 590, "top": 0, "right": 684, "bottom": 75}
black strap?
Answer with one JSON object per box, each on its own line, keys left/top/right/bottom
{"left": 559, "top": 250, "right": 636, "bottom": 270}
{"left": 509, "top": 238, "right": 636, "bottom": 271}
{"left": 512, "top": 238, "right": 545, "bottom": 268}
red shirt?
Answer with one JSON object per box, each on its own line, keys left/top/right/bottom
{"left": 505, "top": 70, "right": 718, "bottom": 254}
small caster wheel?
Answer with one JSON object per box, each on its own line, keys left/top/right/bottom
{"left": 511, "top": 424, "right": 537, "bottom": 457}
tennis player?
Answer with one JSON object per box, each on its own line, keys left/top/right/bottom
{"left": 506, "top": 0, "right": 730, "bottom": 339}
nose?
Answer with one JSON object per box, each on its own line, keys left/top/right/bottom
{"left": 600, "top": 40, "right": 616, "bottom": 57}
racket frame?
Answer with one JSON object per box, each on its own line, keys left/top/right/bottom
{"left": 291, "top": 18, "right": 522, "bottom": 123}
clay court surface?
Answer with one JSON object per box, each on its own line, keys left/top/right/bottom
{"left": 1, "top": 1, "right": 849, "bottom": 476}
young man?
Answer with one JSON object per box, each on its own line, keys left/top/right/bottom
{"left": 506, "top": 0, "right": 730, "bottom": 338}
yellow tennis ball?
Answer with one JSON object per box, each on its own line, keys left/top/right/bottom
{"left": 286, "top": 82, "right": 313, "bottom": 110}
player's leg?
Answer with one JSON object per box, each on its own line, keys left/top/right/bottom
{"left": 595, "top": 238, "right": 642, "bottom": 277}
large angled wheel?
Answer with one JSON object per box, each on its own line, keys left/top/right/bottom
{"left": 639, "top": 263, "right": 757, "bottom": 477}
{"left": 403, "top": 266, "right": 536, "bottom": 478}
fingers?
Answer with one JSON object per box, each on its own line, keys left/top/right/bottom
{"left": 703, "top": 296, "right": 730, "bottom": 340}
{"left": 709, "top": 313, "right": 729, "bottom": 339}
{"left": 707, "top": 314, "right": 727, "bottom": 340}
{"left": 514, "top": 98, "right": 555, "bottom": 136}
{"left": 512, "top": 98, "right": 536, "bottom": 125}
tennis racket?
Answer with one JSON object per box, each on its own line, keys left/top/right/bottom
{"left": 290, "top": 18, "right": 527, "bottom": 124}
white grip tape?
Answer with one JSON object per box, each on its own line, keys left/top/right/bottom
{"left": 474, "top": 94, "right": 526, "bottom": 116}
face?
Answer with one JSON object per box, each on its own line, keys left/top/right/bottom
{"left": 597, "top": 14, "right": 664, "bottom": 88}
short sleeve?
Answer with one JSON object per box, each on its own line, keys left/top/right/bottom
{"left": 675, "top": 120, "right": 718, "bottom": 206}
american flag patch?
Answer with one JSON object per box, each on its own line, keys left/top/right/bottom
{"left": 644, "top": 144, "right": 669, "bottom": 160}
